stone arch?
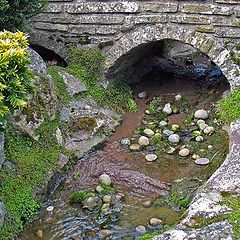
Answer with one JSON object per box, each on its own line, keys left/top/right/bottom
{"left": 105, "top": 24, "right": 240, "bottom": 89}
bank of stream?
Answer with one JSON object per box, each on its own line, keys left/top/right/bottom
{"left": 20, "top": 74, "right": 229, "bottom": 240}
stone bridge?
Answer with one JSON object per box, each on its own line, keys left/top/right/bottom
{"left": 29, "top": 0, "right": 240, "bottom": 87}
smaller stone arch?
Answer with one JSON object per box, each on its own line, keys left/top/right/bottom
{"left": 105, "top": 24, "right": 240, "bottom": 89}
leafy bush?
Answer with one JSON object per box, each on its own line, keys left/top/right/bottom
{"left": 0, "top": 30, "right": 33, "bottom": 127}
{"left": 218, "top": 87, "right": 240, "bottom": 124}
{"left": 0, "top": 0, "right": 47, "bottom": 31}
{"left": 127, "top": 99, "right": 138, "bottom": 112}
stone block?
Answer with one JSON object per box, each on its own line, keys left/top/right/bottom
{"left": 34, "top": 22, "right": 68, "bottom": 32}
{"left": 64, "top": 2, "right": 139, "bottom": 14}
{"left": 170, "top": 14, "right": 211, "bottom": 25}
{"left": 139, "top": 2, "right": 178, "bottom": 13}
{"left": 44, "top": 4, "right": 63, "bottom": 13}
{"left": 180, "top": 4, "right": 231, "bottom": 15}
{"left": 215, "top": 27, "right": 240, "bottom": 38}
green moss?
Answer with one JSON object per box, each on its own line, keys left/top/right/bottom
{"left": 140, "top": 225, "right": 173, "bottom": 240}
{"left": 222, "top": 196, "right": 240, "bottom": 239}
{"left": 70, "top": 117, "right": 97, "bottom": 133}
{"left": 218, "top": 87, "right": 240, "bottom": 124}
{"left": 100, "top": 184, "right": 115, "bottom": 195}
{"left": 47, "top": 66, "right": 72, "bottom": 105}
{"left": 69, "top": 191, "right": 95, "bottom": 204}
{"left": 0, "top": 118, "right": 66, "bottom": 239}
{"left": 66, "top": 46, "right": 135, "bottom": 113}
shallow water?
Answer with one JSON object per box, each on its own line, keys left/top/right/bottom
{"left": 20, "top": 76, "right": 229, "bottom": 240}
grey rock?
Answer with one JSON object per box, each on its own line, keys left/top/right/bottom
{"left": 195, "top": 158, "right": 210, "bottom": 165}
{"left": 59, "top": 71, "right": 87, "bottom": 97}
{"left": 204, "top": 126, "right": 215, "bottom": 135}
{"left": 145, "top": 153, "right": 158, "bottom": 162}
{"left": 4, "top": 161, "right": 15, "bottom": 170}
{"left": 136, "top": 225, "right": 146, "bottom": 234}
{"left": 168, "top": 134, "right": 180, "bottom": 144}
{"left": 29, "top": 48, "right": 47, "bottom": 74}
{"left": 143, "top": 128, "right": 155, "bottom": 137}
{"left": 159, "top": 121, "right": 168, "bottom": 128}
{"left": 194, "top": 109, "right": 209, "bottom": 119}
{"left": 120, "top": 138, "right": 130, "bottom": 146}
{"left": 138, "top": 136, "right": 149, "bottom": 146}
{"left": 0, "top": 132, "right": 4, "bottom": 169}
{"left": 99, "top": 173, "right": 112, "bottom": 186}
{"left": 163, "top": 130, "right": 174, "bottom": 137}
{"left": 138, "top": 91, "right": 147, "bottom": 99}
{"left": 0, "top": 202, "right": 5, "bottom": 226}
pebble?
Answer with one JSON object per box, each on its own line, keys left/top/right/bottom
{"left": 138, "top": 136, "right": 150, "bottom": 146}
{"left": 197, "top": 119, "right": 205, "bottom": 125}
{"left": 99, "top": 174, "right": 112, "bottom": 186}
{"left": 136, "top": 225, "right": 147, "bottom": 234}
{"left": 171, "top": 124, "right": 180, "bottom": 131}
{"left": 36, "top": 230, "right": 43, "bottom": 238}
{"left": 195, "top": 136, "right": 204, "bottom": 142}
{"left": 166, "top": 146, "right": 176, "bottom": 155}
{"left": 195, "top": 158, "right": 210, "bottom": 165}
{"left": 203, "top": 126, "right": 215, "bottom": 135}
{"left": 162, "top": 103, "right": 172, "bottom": 115}
{"left": 101, "top": 203, "right": 110, "bottom": 212}
{"left": 103, "top": 195, "right": 111, "bottom": 203}
{"left": 84, "top": 105, "right": 92, "bottom": 110}
{"left": 179, "top": 148, "right": 190, "bottom": 157}
{"left": 143, "top": 129, "right": 155, "bottom": 137}
{"left": 46, "top": 206, "right": 54, "bottom": 212}
{"left": 145, "top": 110, "right": 150, "bottom": 115}
{"left": 130, "top": 143, "right": 140, "bottom": 151}
{"left": 159, "top": 120, "right": 168, "bottom": 127}
{"left": 192, "top": 154, "right": 200, "bottom": 160}
{"left": 145, "top": 154, "right": 158, "bottom": 162}
{"left": 208, "top": 145, "right": 213, "bottom": 150}
{"left": 96, "top": 185, "right": 104, "bottom": 193}
{"left": 142, "top": 200, "right": 152, "bottom": 208}
{"left": 99, "top": 229, "right": 111, "bottom": 238}
{"left": 120, "top": 138, "right": 130, "bottom": 146}
{"left": 193, "top": 130, "right": 201, "bottom": 136}
{"left": 149, "top": 218, "right": 163, "bottom": 226}
{"left": 199, "top": 123, "right": 208, "bottom": 130}
{"left": 194, "top": 109, "right": 209, "bottom": 119}
{"left": 163, "top": 130, "right": 174, "bottom": 137}
{"left": 168, "top": 134, "right": 180, "bottom": 144}
{"left": 175, "top": 94, "right": 182, "bottom": 101}
{"left": 138, "top": 91, "right": 147, "bottom": 99}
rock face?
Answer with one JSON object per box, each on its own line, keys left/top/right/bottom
{"left": 59, "top": 71, "right": 87, "bottom": 97}
{"left": 0, "top": 202, "right": 5, "bottom": 226}
{"left": 29, "top": 48, "right": 47, "bottom": 74}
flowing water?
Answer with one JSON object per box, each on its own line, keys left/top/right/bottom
{"left": 20, "top": 74, "right": 229, "bottom": 240}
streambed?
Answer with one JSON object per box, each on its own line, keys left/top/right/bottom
{"left": 20, "top": 76, "right": 229, "bottom": 240}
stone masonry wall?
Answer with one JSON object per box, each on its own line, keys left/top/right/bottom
{"left": 29, "top": 0, "right": 240, "bottom": 87}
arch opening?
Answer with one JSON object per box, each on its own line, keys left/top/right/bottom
{"left": 30, "top": 44, "right": 67, "bottom": 67}
{"left": 107, "top": 39, "right": 230, "bottom": 95}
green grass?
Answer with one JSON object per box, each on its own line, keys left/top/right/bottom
{"left": 0, "top": 118, "right": 66, "bottom": 239}
{"left": 69, "top": 191, "right": 95, "bottom": 204}
{"left": 218, "top": 86, "right": 240, "bottom": 124}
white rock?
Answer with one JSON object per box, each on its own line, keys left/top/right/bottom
{"left": 175, "top": 94, "right": 182, "bottom": 101}
{"left": 195, "top": 158, "right": 210, "bottom": 165}
{"left": 120, "top": 138, "right": 130, "bottom": 146}
{"left": 194, "top": 109, "right": 208, "bottom": 119}
{"left": 103, "top": 195, "right": 111, "bottom": 203}
{"left": 136, "top": 225, "right": 146, "bottom": 234}
{"left": 208, "top": 145, "right": 213, "bottom": 150}
{"left": 197, "top": 119, "right": 205, "bottom": 125}
{"left": 168, "top": 134, "right": 180, "bottom": 144}
{"left": 142, "top": 200, "right": 152, "bottom": 207}
{"left": 96, "top": 185, "right": 104, "bottom": 193}
{"left": 130, "top": 143, "right": 140, "bottom": 151}
{"left": 166, "top": 146, "right": 176, "bottom": 155}
{"left": 199, "top": 123, "right": 208, "bottom": 130}
{"left": 138, "top": 91, "right": 147, "bottom": 99}
{"left": 149, "top": 218, "right": 163, "bottom": 225}
{"left": 145, "top": 110, "right": 150, "bottom": 115}
{"left": 162, "top": 103, "right": 172, "bottom": 115}
{"left": 143, "top": 129, "right": 155, "bottom": 137}
{"left": 99, "top": 174, "right": 112, "bottom": 186}
{"left": 179, "top": 148, "right": 190, "bottom": 157}
{"left": 203, "top": 126, "right": 215, "bottom": 135}
{"left": 145, "top": 154, "right": 158, "bottom": 162}
{"left": 195, "top": 136, "right": 204, "bottom": 142}
{"left": 46, "top": 206, "right": 54, "bottom": 212}
{"left": 159, "top": 120, "right": 168, "bottom": 127}
{"left": 138, "top": 136, "right": 149, "bottom": 146}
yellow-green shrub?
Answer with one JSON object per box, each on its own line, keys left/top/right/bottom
{"left": 0, "top": 30, "right": 32, "bottom": 126}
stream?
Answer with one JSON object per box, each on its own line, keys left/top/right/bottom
{"left": 20, "top": 73, "right": 229, "bottom": 240}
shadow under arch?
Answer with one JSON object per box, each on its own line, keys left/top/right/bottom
{"left": 105, "top": 24, "right": 240, "bottom": 89}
